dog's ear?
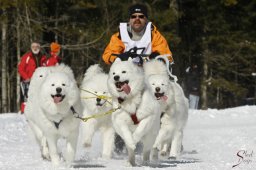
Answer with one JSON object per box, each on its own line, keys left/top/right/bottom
{"left": 68, "top": 81, "right": 80, "bottom": 105}
{"left": 114, "top": 57, "right": 121, "bottom": 63}
{"left": 83, "top": 64, "right": 103, "bottom": 82}
{"left": 128, "top": 57, "right": 133, "bottom": 62}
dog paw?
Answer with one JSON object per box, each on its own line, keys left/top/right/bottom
{"left": 169, "top": 150, "right": 180, "bottom": 159}
{"left": 168, "top": 156, "right": 177, "bottom": 160}
{"left": 151, "top": 148, "right": 159, "bottom": 161}
{"left": 83, "top": 142, "right": 91, "bottom": 148}
{"left": 125, "top": 160, "right": 136, "bottom": 167}
{"left": 41, "top": 147, "right": 50, "bottom": 160}
{"left": 51, "top": 155, "right": 61, "bottom": 166}
{"left": 42, "top": 153, "right": 51, "bottom": 160}
{"left": 142, "top": 160, "right": 150, "bottom": 166}
{"left": 160, "top": 150, "right": 167, "bottom": 156}
{"left": 153, "top": 144, "right": 161, "bottom": 151}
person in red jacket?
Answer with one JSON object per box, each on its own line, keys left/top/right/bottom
{"left": 46, "top": 42, "right": 61, "bottom": 66}
{"left": 18, "top": 41, "right": 47, "bottom": 113}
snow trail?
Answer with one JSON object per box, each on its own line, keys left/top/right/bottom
{"left": 0, "top": 106, "right": 256, "bottom": 170}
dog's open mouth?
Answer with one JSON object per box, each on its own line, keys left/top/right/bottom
{"left": 115, "top": 80, "right": 129, "bottom": 89}
{"left": 155, "top": 92, "right": 164, "bottom": 100}
{"left": 155, "top": 92, "right": 168, "bottom": 101}
{"left": 115, "top": 80, "right": 131, "bottom": 94}
{"left": 96, "top": 97, "right": 107, "bottom": 107}
{"left": 51, "top": 94, "right": 65, "bottom": 103}
{"left": 96, "top": 103, "right": 103, "bottom": 106}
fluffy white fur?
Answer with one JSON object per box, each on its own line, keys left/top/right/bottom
{"left": 108, "top": 58, "right": 160, "bottom": 166}
{"left": 80, "top": 64, "right": 114, "bottom": 159}
{"left": 50, "top": 64, "right": 76, "bottom": 81}
{"left": 25, "top": 65, "right": 82, "bottom": 166}
{"left": 27, "top": 67, "right": 50, "bottom": 101}
{"left": 25, "top": 67, "right": 51, "bottom": 160}
{"left": 144, "top": 60, "right": 189, "bottom": 159}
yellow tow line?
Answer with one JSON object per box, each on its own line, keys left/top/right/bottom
{"left": 76, "top": 106, "right": 121, "bottom": 122}
{"left": 78, "top": 88, "right": 119, "bottom": 122}
{"left": 80, "top": 89, "right": 112, "bottom": 105}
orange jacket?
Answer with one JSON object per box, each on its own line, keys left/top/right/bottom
{"left": 102, "top": 24, "right": 173, "bottom": 64}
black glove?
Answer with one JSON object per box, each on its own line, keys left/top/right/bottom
{"left": 148, "top": 52, "right": 160, "bottom": 60}
{"left": 117, "top": 52, "right": 137, "bottom": 61}
{"left": 132, "top": 56, "right": 143, "bottom": 66}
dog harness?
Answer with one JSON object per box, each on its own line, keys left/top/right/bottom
{"left": 119, "top": 22, "right": 152, "bottom": 55}
{"left": 130, "top": 113, "right": 140, "bottom": 125}
{"left": 117, "top": 97, "right": 140, "bottom": 125}
{"left": 52, "top": 107, "right": 79, "bottom": 129}
{"left": 53, "top": 120, "right": 62, "bottom": 129}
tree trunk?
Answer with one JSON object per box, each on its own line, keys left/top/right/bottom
{"left": 25, "top": 2, "right": 32, "bottom": 42}
{"left": 54, "top": 0, "right": 59, "bottom": 42}
{"left": 16, "top": 3, "right": 21, "bottom": 112}
{"left": 201, "top": 49, "right": 209, "bottom": 110}
{"left": 1, "top": 11, "right": 8, "bottom": 113}
{"left": 103, "top": 0, "right": 110, "bottom": 36}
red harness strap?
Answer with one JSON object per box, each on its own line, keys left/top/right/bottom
{"left": 131, "top": 113, "right": 140, "bottom": 125}
{"left": 117, "top": 97, "right": 139, "bottom": 124}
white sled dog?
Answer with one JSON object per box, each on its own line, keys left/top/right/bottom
{"left": 25, "top": 64, "right": 82, "bottom": 166}
{"left": 108, "top": 58, "right": 160, "bottom": 166}
{"left": 144, "top": 60, "right": 189, "bottom": 159}
{"left": 80, "top": 64, "right": 114, "bottom": 159}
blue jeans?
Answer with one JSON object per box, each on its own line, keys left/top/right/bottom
{"left": 189, "top": 94, "right": 199, "bottom": 109}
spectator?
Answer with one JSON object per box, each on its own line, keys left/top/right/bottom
{"left": 46, "top": 42, "right": 61, "bottom": 66}
{"left": 102, "top": 3, "right": 173, "bottom": 65}
{"left": 186, "top": 64, "right": 201, "bottom": 109}
{"left": 18, "top": 41, "right": 47, "bottom": 113}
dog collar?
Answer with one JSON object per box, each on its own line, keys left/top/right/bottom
{"left": 53, "top": 119, "right": 62, "bottom": 129}
{"left": 118, "top": 97, "right": 125, "bottom": 104}
{"left": 117, "top": 97, "right": 139, "bottom": 124}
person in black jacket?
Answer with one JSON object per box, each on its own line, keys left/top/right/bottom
{"left": 186, "top": 64, "right": 200, "bottom": 109}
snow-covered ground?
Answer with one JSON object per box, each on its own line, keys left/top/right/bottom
{"left": 0, "top": 105, "right": 256, "bottom": 170}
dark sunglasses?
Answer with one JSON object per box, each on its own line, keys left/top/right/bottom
{"left": 130, "top": 14, "right": 145, "bottom": 19}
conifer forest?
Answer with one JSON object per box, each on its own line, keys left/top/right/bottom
{"left": 0, "top": 0, "right": 255, "bottom": 112}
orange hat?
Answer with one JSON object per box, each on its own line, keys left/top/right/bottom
{"left": 50, "top": 42, "right": 61, "bottom": 53}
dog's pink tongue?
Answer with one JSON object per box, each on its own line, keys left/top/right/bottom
{"left": 161, "top": 95, "right": 168, "bottom": 101}
{"left": 53, "top": 96, "right": 62, "bottom": 103}
{"left": 121, "top": 84, "right": 131, "bottom": 95}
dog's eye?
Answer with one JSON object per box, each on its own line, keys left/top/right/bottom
{"left": 122, "top": 71, "right": 126, "bottom": 73}
{"left": 103, "top": 92, "right": 106, "bottom": 94}
{"left": 161, "top": 83, "right": 164, "bottom": 86}
{"left": 62, "top": 84, "right": 66, "bottom": 86}
{"left": 94, "top": 91, "right": 97, "bottom": 94}
{"left": 39, "top": 75, "right": 43, "bottom": 77}
{"left": 51, "top": 84, "right": 55, "bottom": 86}
{"left": 152, "top": 83, "right": 155, "bottom": 85}
{"left": 113, "top": 72, "right": 115, "bottom": 75}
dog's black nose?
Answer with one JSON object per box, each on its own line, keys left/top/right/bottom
{"left": 96, "top": 98, "right": 101, "bottom": 102}
{"left": 56, "top": 87, "right": 62, "bottom": 93}
{"left": 155, "top": 87, "right": 160, "bottom": 92}
{"left": 114, "top": 75, "right": 120, "bottom": 81}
